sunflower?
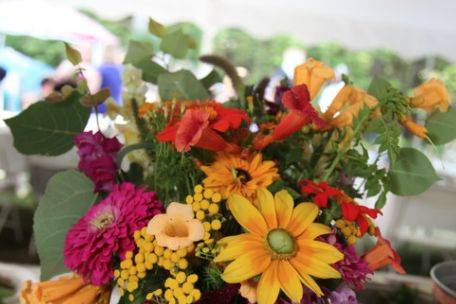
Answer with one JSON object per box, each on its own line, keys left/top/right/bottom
{"left": 215, "top": 189, "right": 343, "bottom": 304}
{"left": 201, "top": 153, "right": 279, "bottom": 200}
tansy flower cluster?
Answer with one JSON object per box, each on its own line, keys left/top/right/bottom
{"left": 185, "top": 185, "right": 224, "bottom": 259}
{"left": 18, "top": 39, "right": 454, "bottom": 304}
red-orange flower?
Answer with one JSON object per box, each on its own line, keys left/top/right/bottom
{"left": 156, "top": 102, "right": 249, "bottom": 152}
{"left": 363, "top": 229, "right": 405, "bottom": 274}
{"left": 341, "top": 202, "right": 381, "bottom": 236}
{"left": 299, "top": 179, "right": 342, "bottom": 208}
{"left": 254, "top": 85, "right": 325, "bottom": 149}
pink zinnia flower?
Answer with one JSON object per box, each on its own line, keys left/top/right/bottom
{"left": 64, "top": 183, "right": 163, "bottom": 285}
{"left": 75, "top": 131, "right": 122, "bottom": 193}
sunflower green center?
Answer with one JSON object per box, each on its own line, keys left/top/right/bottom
{"left": 267, "top": 229, "right": 296, "bottom": 255}
{"left": 232, "top": 168, "right": 252, "bottom": 183}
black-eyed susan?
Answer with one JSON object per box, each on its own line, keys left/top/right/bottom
{"left": 201, "top": 153, "right": 279, "bottom": 200}
{"left": 215, "top": 188, "right": 343, "bottom": 304}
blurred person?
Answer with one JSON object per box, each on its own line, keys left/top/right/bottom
{"left": 0, "top": 66, "right": 5, "bottom": 111}
{"left": 264, "top": 47, "right": 306, "bottom": 101}
{"left": 54, "top": 41, "right": 101, "bottom": 94}
{"left": 40, "top": 77, "right": 56, "bottom": 98}
{"left": 0, "top": 66, "right": 6, "bottom": 82}
{"left": 97, "top": 46, "right": 124, "bottom": 113}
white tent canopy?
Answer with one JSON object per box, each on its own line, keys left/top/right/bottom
{"left": 46, "top": 0, "right": 456, "bottom": 61}
{"left": 0, "top": 0, "right": 119, "bottom": 45}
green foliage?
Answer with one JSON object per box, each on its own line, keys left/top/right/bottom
{"left": 82, "top": 88, "right": 111, "bottom": 106}
{"left": 140, "top": 112, "right": 203, "bottom": 205}
{"left": 426, "top": 107, "right": 456, "bottom": 145}
{"left": 148, "top": 18, "right": 166, "bottom": 37}
{"left": 160, "top": 28, "right": 190, "bottom": 59}
{"left": 388, "top": 147, "right": 439, "bottom": 196}
{"left": 203, "top": 265, "right": 224, "bottom": 291}
{"left": 5, "top": 35, "right": 66, "bottom": 66}
{"left": 124, "top": 40, "right": 166, "bottom": 84}
{"left": 4, "top": 91, "right": 90, "bottom": 156}
{"left": 64, "top": 43, "right": 82, "bottom": 65}
{"left": 213, "top": 28, "right": 301, "bottom": 84}
{"left": 0, "top": 286, "right": 14, "bottom": 303}
{"left": 200, "top": 69, "right": 223, "bottom": 89}
{"left": 373, "top": 121, "right": 401, "bottom": 164}
{"left": 34, "top": 170, "right": 97, "bottom": 280}
{"left": 158, "top": 70, "right": 209, "bottom": 100}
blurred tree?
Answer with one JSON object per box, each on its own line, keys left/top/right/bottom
{"left": 5, "top": 35, "right": 65, "bottom": 67}
{"left": 213, "top": 28, "right": 303, "bottom": 84}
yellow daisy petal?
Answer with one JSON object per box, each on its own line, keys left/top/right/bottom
{"left": 277, "top": 261, "right": 303, "bottom": 302}
{"left": 227, "top": 194, "right": 268, "bottom": 236}
{"left": 256, "top": 261, "right": 280, "bottom": 304}
{"left": 274, "top": 190, "right": 293, "bottom": 228}
{"left": 222, "top": 251, "right": 271, "bottom": 283}
{"left": 292, "top": 253, "right": 341, "bottom": 279}
{"left": 256, "top": 188, "right": 277, "bottom": 229}
{"left": 290, "top": 259, "right": 324, "bottom": 297}
{"left": 215, "top": 234, "right": 264, "bottom": 263}
{"left": 287, "top": 203, "right": 319, "bottom": 237}
{"left": 299, "top": 223, "right": 331, "bottom": 240}
{"left": 297, "top": 239, "right": 344, "bottom": 264}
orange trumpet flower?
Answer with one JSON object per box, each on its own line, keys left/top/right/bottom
{"left": 363, "top": 229, "right": 405, "bottom": 274}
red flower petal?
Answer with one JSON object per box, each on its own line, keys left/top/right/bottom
{"left": 314, "top": 193, "right": 329, "bottom": 208}
{"left": 271, "top": 110, "right": 306, "bottom": 141}
{"left": 175, "top": 109, "right": 210, "bottom": 152}
{"left": 282, "top": 84, "right": 311, "bottom": 111}
{"left": 342, "top": 202, "right": 360, "bottom": 221}
{"left": 156, "top": 123, "right": 179, "bottom": 142}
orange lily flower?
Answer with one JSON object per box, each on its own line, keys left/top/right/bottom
{"left": 410, "top": 78, "right": 451, "bottom": 113}
{"left": 363, "top": 229, "right": 405, "bottom": 274}
{"left": 294, "top": 58, "right": 335, "bottom": 99}
{"left": 254, "top": 85, "right": 325, "bottom": 149}
{"left": 401, "top": 115, "right": 428, "bottom": 138}
{"left": 156, "top": 102, "right": 249, "bottom": 152}
{"left": 20, "top": 274, "right": 110, "bottom": 304}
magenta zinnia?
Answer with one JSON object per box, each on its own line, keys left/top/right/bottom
{"left": 64, "top": 182, "right": 163, "bottom": 285}
{"left": 75, "top": 131, "right": 122, "bottom": 193}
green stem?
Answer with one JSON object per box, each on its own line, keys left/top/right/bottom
{"left": 321, "top": 111, "right": 372, "bottom": 181}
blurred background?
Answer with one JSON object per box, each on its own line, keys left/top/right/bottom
{"left": 0, "top": 0, "right": 455, "bottom": 303}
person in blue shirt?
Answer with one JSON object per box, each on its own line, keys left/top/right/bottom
{"left": 0, "top": 66, "right": 6, "bottom": 82}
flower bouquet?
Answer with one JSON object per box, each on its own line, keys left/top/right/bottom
{"left": 6, "top": 19, "right": 455, "bottom": 304}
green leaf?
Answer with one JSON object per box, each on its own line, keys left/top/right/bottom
{"left": 124, "top": 40, "right": 166, "bottom": 83}
{"left": 375, "top": 190, "right": 388, "bottom": 209}
{"left": 158, "top": 70, "right": 209, "bottom": 101}
{"left": 368, "top": 76, "right": 391, "bottom": 100}
{"left": 374, "top": 120, "right": 401, "bottom": 163}
{"left": 388, "top": 147, "right": 440, "bottom": 196}
{"left": 426, "top": 107, "right": 456, "bottom": 145}
{"left": 148, "top": 18, "right": 166, "bottom": 37}
{"left": 200, "top": 69, "right": 222, "bottom": 89}
{"left": 64, "top": 43, "right": 82, "bottom": 66}
{"left": 34, "top": 170, "right": 97, "bottom": 280}
{"left": 82, "top": 88, "right": 111, "bottom": 107}
{"left": 160, "top": 28, "right": 189, "bottom": 59}
{"left": 4, "top": 92, "right": 90, "bottom": 156}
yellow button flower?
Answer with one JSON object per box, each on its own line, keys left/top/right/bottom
{"left": 215, "top": 188, "right": 343, "bottom": 304}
